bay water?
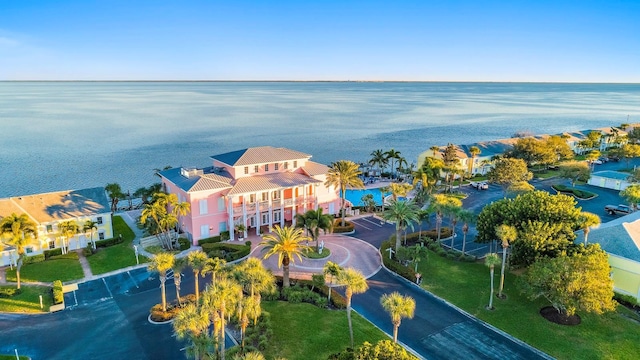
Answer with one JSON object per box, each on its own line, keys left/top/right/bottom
{"left": 1, "top": 81, "right": 639, "bottom": 198}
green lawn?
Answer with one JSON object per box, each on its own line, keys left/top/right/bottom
{"left": 263, "top": 301, "right": 387, "bottom": 360}
{"left": 0, "top": 285, "right": 53, "bottom": 313}
{"left": 0, "top": 355, "right": 29, "bottom": 360}
{"left": 5, "top": 258, "right": 84, "bottom": 283}
{"left": 87, "top": 215, "right": 149, "bottom": 274}
{"left": 417, "top": 250, "right": 640, "bottom": 360}
{"left": 303, "top": 247, "right": 331, "bottom": 259}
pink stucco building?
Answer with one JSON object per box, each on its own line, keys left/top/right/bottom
{"left": 158, "top": 146, "right": 342, "bottom": 244}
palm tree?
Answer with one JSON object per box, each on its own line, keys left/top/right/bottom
{"left": 411, "top": 167, "right": 429, "bottom": 204}
{"left": 83, "top": 220, "right": 98, "bottom": 250}
{"left": 388, "top": 182, "right": 413, "bottom": 201}
{"left": 148, "top": 252, "right": 175, "bottom": 312}
{"left": 378, "top": 185, "right": 390, "bottom": 213}
{"left": 484, "top": 253, "right": 501, "bottom": 310}
{"left": 369, "top": 149, "right": 388, "bottom": 175}
{"left": 323, "top": 261, "right": 342, "bottom": 301}
{"left": 429, "top": 194, "right": 462, "bottom": 242}
{"left": 236, "top": 295, "right": 251, "bottom": 351}
{"left": 396, "top": 156, "right": 408, "bottom": 179}
{"left": 141, "top": 192, "right": 190, "bottom": 249}
{"left": 187, "top": 250, "right": 209, "bottom": 303}
{"left": 105, "top": 182, "right": 124, "bottom": 212}
{"left": 260, "top": 225, "right": 311, "bottom": 288}
{"left": 415, "top": 209, "right": 432, "bottom": 241}
{"left": 173, "top": 303, "right": 211, "bottom": 360}
{"left": 458, "top": 209, "right": 476, "bottom": 256}
{"left": 202, "top": 277, "right": 243, "bottom": 360}
{"left": 0, "top": 213, "right": 37, "bottom": 289}
{"left": 383, "top": 199, "right": 420, "bottom": 253}
{"left": 443, "top": 205, "right": 462, "bottom": 250}
{"left": 173, "top": 257, "right": 187, "bottom": 306}
{"left": 202, "top": 257, "right": 227, "bottom": 287}
{"left": 336, "top": 267, "right": 369, "bottom": 348}
{"left": 495, "top": 224, "right": 517, "bottom": 299}
{"left": 360, "top": 193, "right": 376, "bottom": 213}
{"left": 380, "top": 292, "right": 416, "bottom": 343}
{"left": 578, "top": 211, "right": 601, "bottom": 245}
{"left": 325, "top": 160, "right": 365, "bottom": 226}
{"left": 58, "top": 220, "right": 80, "bottom": 252}
{"left": 385, "top": 149, "right": 402, "bottom": 179}
{"left": 468, "top": 146, "right": 481, "bottom": 175}
{"left": 295, "top": 208, "right": 333, "bottom": 253}
{"left": 234, "top": 258, "right": 276, "bottom": 299}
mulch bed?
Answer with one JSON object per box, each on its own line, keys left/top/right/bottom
{"left": 539, "top": 306, "right": 581, "bottom": 325}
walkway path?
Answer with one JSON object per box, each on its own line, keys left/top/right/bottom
{"left": 75, "top": 250, "right": 93, "bottom": 280}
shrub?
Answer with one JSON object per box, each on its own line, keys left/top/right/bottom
{"left": 23, "top": 254, "right": 45, "bottom": 264}
{"left": 49, "top": 252, "right": 79, "bottom": 261}
{"left": 0, "top": 287, "right": 22, "bottom": 298}
{"left": 52, "top": 280, "right": 64, "bottom": 304}
{"left": 82, "top": 245, "right": 94, "bottom": 257}
{"left": 197, "top": 235, "right": 222, "bottom": 246}
{"left": 220, "top": 230, "right": 230, "bottom": 241}
{"left": 333, "top": 220, "right": 355, "bottom": 233}
{"left": 95, "top": 235, "right": 125, "bottom": 248}
{"left": 43, "top": 248, "right": 63, "bottom": 259}
{"left": 201, "top": 242, "right": 250, "bottom": 262}
{"left": 177, "top": 237, "right": 191, "bottom": 251}
{"left": 614, "top": 292, "right": 639, "bottom": 309}
{"left": 381, "top": 240, "right": 417, "bottom": 283}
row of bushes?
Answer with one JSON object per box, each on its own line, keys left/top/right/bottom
{"left": 240, "top": 312, "right": 273, "bottom": 353}
{"left": 149, "top": 294, "right": 197, "bottom": 322}
{"left": 49, "top": 252, "right": 79, "bottom": 261}
{"left": 381, "top": 240, "right": 417, "bottom": 282}
{"left": 333, "top": 220, "right": 355, "bottom": 233}
{"left": 197, "top": 235, "right": 223, "bottom": 246}
{"left": 201, "top": 242, "right": 251, "bottom": 262}
{"left": 425, "top": 241, "right": 476, "bottom": 262}
{"left": 52, "top": 280, "right": 63, "bottom": 304}
{"left": 23, "top": 254, "right": 45, "bottom": 264}
{"left": 23, "top": 249, "right": 81, "bottom": 264}
{"left": 0, "top": 287, "right": 22, "bottom": 298}
{"left": 95, "top": 235, "right": 125, "bottom": 248}
{"left": 177, "top": 237, "right": 191, "bottom": 251}
{"left": 552, "top": 184, "right": 597, "bottom": 199}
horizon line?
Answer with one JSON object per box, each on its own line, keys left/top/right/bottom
{"left": 2, "top": 80, "right": 640, "bottom": 85}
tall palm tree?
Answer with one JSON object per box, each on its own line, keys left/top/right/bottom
{"left": 368, "top": 149, "right": 388, "bottom": 175}
{"left": 383, "top": 199, "right": 420, "bottom": 253}
{"left": 236, "top": 295, "right": 251, "bottom": 351}
{"left": 105, "top": 182, "right": 124, "bottom": 213}
{"left": 495, "top": 224, "right": 517, "bottom": 299}
{"left": 187, "top": 250, "right": 209, "bottom": 303}
{"left": 336, "top": 267, "right": 369, "bottom": 348}
{"left": 468, "top": 146, "right": 481, "bottom": 175}
{"left": 323, "top": 261, "right": 342, "bottom": 301}
{"left": 415, "top": 209, "right": 432, "bottom": 241}
{"left": 58, "top": 220, "right": 80, "bottom": 252}
{"left": 0, "top": 213, "right": 37, "bottom": 289}
{"left": 578, "top": 211, "right": 601, "bottom": 245}
{"left": 396, "top": 156, "right": 408, "bottom": 178}
{"left": 388, "top": 182, "right": 413, "bottom": 201}
{"left": 458, "top": 209, "right": 476, "bottom": 256}
{"left": 380, "top": 292, "right": 416, "bottom": 343}
{"left": 385, "top": 149, "right": 402, "bottom": 179}
{"left": 148, "top": 252, "right": 175, "bottom": 312}
{"left": 484, "top": 253, "right": 501, "bottom": 310}
{"left": 202, "top": 277, "right": 243, "bottom": 360}
{"left": 295, "top": 208, "right": 333, "bottom": 252}
{"left": 173, "top": 257, "right": 187, "bottom": 306}
{"left": 260, "top": 225, "right": 311, "bottom": 288}
{"left": 443, "top": 205, "right": 462, "bottom": 250}
{"left": 141, "top": 192, "right": 190, "bottom": 249}
{"left": 173, "top": 303, "right": 211, "bottom": 360}
{"left": 83, "top": 220, "right": 98, "bottom": 250}
{"left": 378, "top": 185, "right": 390, "bottom": 213}
{"left": 233, "top": 258, "right": 276, "bottom": 299}
{"left": 429, "top": 194, "right": 463, "bottom": 242}
{"left": 325, "top": 160, "right": 365, "bottom": 227}
{"left": 202, "top": 257, "right": 227, "bottom": 287}
{"left": 411, "top": 167, "right": 429, "bottom": 204}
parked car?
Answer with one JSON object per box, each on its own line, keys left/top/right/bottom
{"left": 588, "top": 159, "right": 603, "bottom": 165}
{"left": 598, "top": 157, "right": 609, "bottom": 163}
{"left": 604, "top": 204, "right": 633, "bottom": 216}
{"left": 470, "top": 181, "right": 489, "bottom": 190}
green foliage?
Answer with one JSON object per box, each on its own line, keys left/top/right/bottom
{"left": 22, "top": 254, "right": 45, "bottom": 264}
{"left": 82, "top": 245, "right": 93, "bottom": 257}
{"left": 620, "top": 184, "right": 640, "bottom": 208}
{"left": 43, "top": 248, "right": 63, "bottom": 259}
{"left": 197, "top": 235, "right": 222, "bottom": 245}
{"left": 0, "top": 287, "right": 21, "bottom": 298}
{"left": 0, "top": 285, "right": 53, "bottom": 313}
{"left": 356, "top": 340, "right": 419, "bottom": 360}
{"left": 521, "top": 244, "right": 617, "bottom": 316}
{"left": 476, "top": 190, "right": 581, "bottom": 267}
{"left": 614, "top": 292, "right": 639, "bottom": 308}
{"left": 381, "top": 240, "right": 417, "bottom": 282}
{"left": 552, "top": 184, "right": 596, "bottom": 199}
{"left": 49, "top": 252, "right": 79, "bottom": 261}
{"left": 177, "top": 237, "right": 191, "bottom": 251}
{"left": 52, "top": 280, "right": 63, "bottom": 304}
{"left": 201, "top": 242, "right": 250, "bottom": 261}
{"left": 557, "top": 161, "right": 590, "bottom": 186}
{"left": 94, "top": 235, "right": 125, "bottom": 248}
{"left": 486, "top": 157, "right": 533, "bottom": 193}
{"left": 333, "top": 220, "right": 355, "bottom": 233}
{"left": 220, "top": 230, "right": 230, "bottom": 241}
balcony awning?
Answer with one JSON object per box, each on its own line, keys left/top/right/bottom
{"left": 227, "top": 172, "right": 321, "bottom": 196}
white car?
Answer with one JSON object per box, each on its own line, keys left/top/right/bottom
{"left": 470, "top": 181, "right": 489, "bottom": 190}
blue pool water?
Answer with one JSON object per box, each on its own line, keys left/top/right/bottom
{"left": 345, "top": 189, "right": 388, "bottom": 206}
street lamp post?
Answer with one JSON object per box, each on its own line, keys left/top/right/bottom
{"left": 133, "top": 245, "right": 139, "bottom": 265}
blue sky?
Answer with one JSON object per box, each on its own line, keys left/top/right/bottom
{"left": 1, "top": 0, "right": 639, "bottom": 82}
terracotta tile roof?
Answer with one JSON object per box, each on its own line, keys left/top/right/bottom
{"left": 0, "top": 199, "right": 27, "bottom": 220}
{"left": 211, "top": 146, "right": 311, "bottom": 166}
{"left": 227, "top": 172, "right": 321, "bottom": 196}
{"left": 302, "top": 161, "right": 329, "bottom": 176}
{"left": 160, "top": 167, "right": 233, "bottom": 193}
{"left": 1, "top": 187, "right": 110, "bottom": 224}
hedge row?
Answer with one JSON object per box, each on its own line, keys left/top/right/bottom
{"left": 52, "top": 280, "right": 63, "bottom": 304}
{"left": 49, "top": 252, "right": 79, "bottom": 261}
{"left": 197, "top": 235, "right": 222, "bottom": 246}
{"left": 95, "top": 235, "right": 125, "bottom": 248}
{"left": 44, "top": 248, "right": 63, "bottom": 259}
{"left": 23, "top": 254, "right": 45, "bottom": 264}
{"left": 201, "top": 242, "right": 251, "bottom": 262}
{"left": 333, "top": 220, "right": 355, "bottom": 233}
{"left": 552, "top": 184, "right": 597, "bottom": 199}
{"left": 381, "top": 240, "right": 417, "bottom": 283}
{"left": 177, "top": 237, "right": 191, "bottom": 251}
{"left": 0, "top": 287, "right": 22, "bottom": 298}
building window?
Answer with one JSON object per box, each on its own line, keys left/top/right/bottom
{"left": 274, "top": 212, "right": 281, "bottom": 222}
{"left": 274, "top": 163, "right": 279, "bottom": 170}
{"left": 272, "top": 191, "right": 280, "bottom": 200}
{"left": 99, "top": 232, "right": 105, "bottom": 240}
{"left": 46, "top": 224, "right": 53, "bottom": 233}
{"left": 262, "top": 213, "right": 270, "bottom": 224}
{"left": 265, "top": 164, "right": 269, "bottom": 172}
{"left": 201, "top": 225, "right": 210, "bottom": 238}
{"left": 244, "top": 166, "right": 249, "bottom": 174}
{"left": 97, "top": 216, "right": 103, "bottom": 225}
{"left": 219, "top": 222, "right": 228, "bottom": 232}
{"left": 249, "top": 194, "right": 256, "bottom": 203}
{"left": 284, "top": 162, "right": 288, "bottom": 169}
{"left": 25, "top": 247, "right": 33, "bottom": 254}
{"left": 254, "top": 165, "right": 259, "bottom": 173}
{"left": 218, "top": 197, "right": 225, "bottom": 211}
{"left": 48, "top": 241, "right": 55, "bottom": 249}
{"left": 261, "top": 192, "right": 268, "bottom": 202}
{"left": 293, "top": 161, "right": 297, "bottom": 168}
{"left": 199, "top": 199, "right": 208, "bottom": 215}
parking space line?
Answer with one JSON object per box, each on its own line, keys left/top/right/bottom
{"left": 73, "top": 290, "right": 78, "bottom": 307}
{"left": 361, "top": 217, "right": 384, "bottom": 227}
{"left": 102, "top": 278, "right": 114, "bottom": 298}
{"left": 353, "top": 220, "right": 372, "bottom": 230}
{"left": 127, "top": 271, "right": 139, "bottom": 289}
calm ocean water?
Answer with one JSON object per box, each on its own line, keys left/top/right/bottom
{"left": 1, "top": 81, "right": 639, "bottom": 198}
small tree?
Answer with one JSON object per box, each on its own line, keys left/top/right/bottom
{"left": 578, "top": 212, "right": 601, "bottom": 245}
{"left": 487, "top": 158, "right": 533, "bottom": 197}
{"left": 484, "top": 253, "right": 500, "bottom": 310}
{"left": 620, "top": 184, "right": 640, "bottom": 210}
{"left": 495, "top": 224, "right": 517, "bottom": 298}
{"left": 558, "top": 161, "right": 591, "bottom": 187}
{"left": 380, "top": 292, "right": 416, "bottom": 343}
{"left": 522, "top": 245, "right": 616, "bottom": 317}
{"left": 148, "top": 252, "right": 175, "bottom": 312}
{"left": 336, "top": 267, "right": 369, "bottom": 348}
{"left": 187, "top": 250, "right": 209, "bottom": 303}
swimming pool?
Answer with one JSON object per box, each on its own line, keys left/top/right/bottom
{"left": 345, "top": 189, "right": 389, "bottom": 206}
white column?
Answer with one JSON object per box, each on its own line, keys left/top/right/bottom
{"left": 242, "top": 200, "right": 248, "bottom": 238}
{"left": 268, "top": 191, "right": 273, "bottom": 230}
{"left": 280, "top": 189, "right": 285, "bottom": 227}
{"left": 303, "top": 185, "right": 308, "bottom": 212}
{"left": 314, "top": 184, "right": 319, "bottom": 210}
{"left": 227, "top": 195, "right": 235, "bottom": 241}
{"left": 255, "top": 192, "right": 260, "bottom": 236}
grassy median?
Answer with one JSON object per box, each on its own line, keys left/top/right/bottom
{"left": 87, "top": 215, "right": 149, "bottom": 274}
